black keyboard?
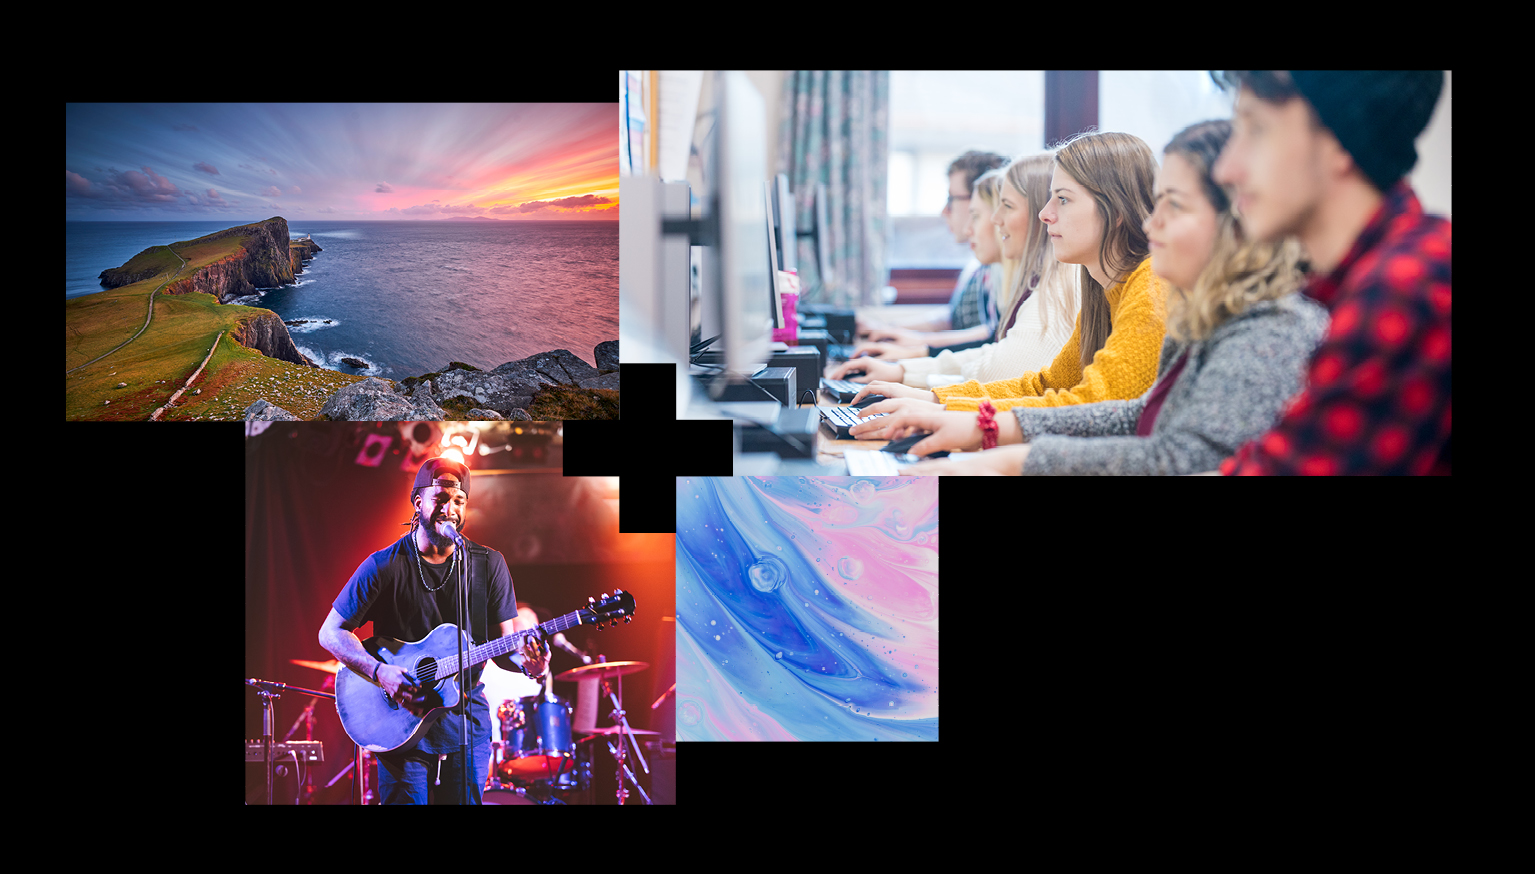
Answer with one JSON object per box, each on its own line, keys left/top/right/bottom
{"left": 819, "top": 404, "right": 887, "bottom": 440}
{"left": 820, "top": 377, "right": 865, "bottom": 402}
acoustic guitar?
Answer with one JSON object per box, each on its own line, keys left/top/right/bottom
{"left": 336, "top": 590, "right": 636, "bottom": 753}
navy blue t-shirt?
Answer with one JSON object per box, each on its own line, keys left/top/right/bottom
{"left": 333, "top": 531, "right": 518, "bottom": 754}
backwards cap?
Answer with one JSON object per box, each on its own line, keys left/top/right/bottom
{"left": 411, "top": 456, "right": 471, "bottom": 504}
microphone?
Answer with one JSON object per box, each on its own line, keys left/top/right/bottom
{"left": 436, "top": 515, "right": 465, "bottom": 545}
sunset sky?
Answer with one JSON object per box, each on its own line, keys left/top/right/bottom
{"left": 65, "top": 103, "right": 617, "bottom": 221}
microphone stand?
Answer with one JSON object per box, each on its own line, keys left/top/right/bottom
{"left": 246, "top": 678, "right": 335, "bottom": 805}
{"left": 452, "top": 525, "right": 470, "bottom": 807}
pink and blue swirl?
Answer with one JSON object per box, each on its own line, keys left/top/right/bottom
{"left": 676, "top": 477, "right": 938, "bottom": 741}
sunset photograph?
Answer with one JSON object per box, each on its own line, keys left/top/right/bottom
{"left": 66, "top": 103, "right": 619, "bottom": 422}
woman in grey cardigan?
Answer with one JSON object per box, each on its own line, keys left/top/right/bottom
{"left": 880, "top": 120, "right": 1329, "bottom": 475}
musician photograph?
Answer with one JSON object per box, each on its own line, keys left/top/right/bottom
{"left": 246, "top": 422, "right": 676, "bottom": 804}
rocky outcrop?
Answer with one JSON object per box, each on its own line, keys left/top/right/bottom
{"left": 243, "top": 399, "right": 301, "bottom": 421}
{"left": 98, "top": 252, "right": 170, "bottom": 288}
{"left": 595, "top": 340, "right": 618, "bottom": 372}
{"left": 393, "top": 343, "right": 619, "bottom": 419}
{"left": 291, "top": 237, "right": 322, "bottom": 275}
{"left": 232, "top": 311, "right": 318, "bottom": 368}
{"left": 319, "top": 377, "right": 448, "bottom": 421}
{"left": 163, "top": 217, "right": 295, "bottom": 303}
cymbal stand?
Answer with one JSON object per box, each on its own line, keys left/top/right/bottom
{"left": 280, "top": 673, "right": 331, "bottom": 804}
{"left": 600, "top": 675, "right": 652, "bottom": 805}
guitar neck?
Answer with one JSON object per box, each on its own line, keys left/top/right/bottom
{"left": 440, "top": 609, "right": 586, "bottom": 677}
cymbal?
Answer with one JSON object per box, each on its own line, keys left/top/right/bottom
{"left": 290, "top": 658, "right": 343, "bottom": 674}
{"left": 553, "top": 660, "right": 649, "bottom": 683}
{"left": 575, "top": 726, "right": 660, "bottom": 736}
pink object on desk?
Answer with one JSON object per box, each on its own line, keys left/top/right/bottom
{"left": 771, "top": 271, "right": 800, "bottom": 344}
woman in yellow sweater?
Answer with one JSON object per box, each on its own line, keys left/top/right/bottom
{"left": 850, "top": 131, "right": 1165, "bottom": 432}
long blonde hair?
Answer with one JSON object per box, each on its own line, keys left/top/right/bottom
{"left": 1051, "top": 131, "right": 1158, "bottom": 370}
{"left": 970, "top": 169, "right": 1012, "bottom": 330}
{"left": 1159, "top": 120, "right": 1308, "bottom": 342}
{"left": 998, "top": 154, "right": 1078, "bottom": 341}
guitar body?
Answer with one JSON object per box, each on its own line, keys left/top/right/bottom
{"left": 335, "top": 623, "right": 472, "bottom": 754}
{"left": 331, "top": 590, "right": 636, "bottom": 755}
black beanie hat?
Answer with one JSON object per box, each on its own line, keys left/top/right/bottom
{"left": 411, "top": 456, "right": 471, "bottom": 504}
{"left": 1289, "top": 71, "right": 1444, "bottom": 192}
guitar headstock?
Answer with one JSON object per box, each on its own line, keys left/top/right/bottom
{"left": 583, "top": 589, "right": 637, "bottom": 630}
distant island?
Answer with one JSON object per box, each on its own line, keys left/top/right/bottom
{"left": 66, "top": 216, "right": 618, "bottom": 421}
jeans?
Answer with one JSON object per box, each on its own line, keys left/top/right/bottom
{"left": 375, "top": 739, "right": 491, "bottom": 805}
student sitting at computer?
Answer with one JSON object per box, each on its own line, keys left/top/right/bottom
{"left": 1209, "top": 71, "right": 1450, "bottom": 475}
{"left": 886, "top": 119, "right": 1328, "bottom": 475}
{"left": 828, "top": 154, "right": 1079, "bottom": 386}
{"left": 847, "top": 130, "right": 1166, "bottom": 424}
{"left": 853, "top": 150, "right": 1007, "bottom": 355}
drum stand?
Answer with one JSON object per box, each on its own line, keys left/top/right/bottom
{"left": 600, "top": 676, "right": 652, "bottom": 805}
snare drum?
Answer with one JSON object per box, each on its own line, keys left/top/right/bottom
{"left": 497, "top": 695, "right": 575, "bottom": 780}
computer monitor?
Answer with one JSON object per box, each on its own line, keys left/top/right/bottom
{"left": 772, "top": 173, "right": 797, "bottom": 275}
{"left": 763, "top": 180, "right": 784, "bottom": 329}
{"left": 706, "top": 70, "right": 774, "bottom": 386}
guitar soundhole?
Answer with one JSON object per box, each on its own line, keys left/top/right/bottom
{"left": 417, "top": 657, "right": 438, "bottom": 687}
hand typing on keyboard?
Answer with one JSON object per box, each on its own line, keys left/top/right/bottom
{"left": 847, "top": 398, "right": 949, "bottom": 439}
{"left": 849, "top": 381, "right": 940, "bottom": 406}
{"left": 850, "top": 408, "right": 1008, "bottom": 455}
{"left": 826, "top": 358, "right": 903, "bottom": 383}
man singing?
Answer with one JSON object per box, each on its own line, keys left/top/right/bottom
{"left": 318, "top": 456, "right": 550, "bottom": 804}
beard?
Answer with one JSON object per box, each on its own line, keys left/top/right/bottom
{"left": 421, "top": 514, "right": 460, "bottom": 550}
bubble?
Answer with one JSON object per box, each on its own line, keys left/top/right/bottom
{"left": 837, "top": 556, "right": 863, "bottom": 580}
{"left": 747, "top": 555, "right": 788, "bottom": 593}
{"left": 679, "top": 701, "right": 702, "bottom": 727}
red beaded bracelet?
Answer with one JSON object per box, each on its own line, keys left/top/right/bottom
{"left": 978, "top": 399, "right": 998, "bottom": 450}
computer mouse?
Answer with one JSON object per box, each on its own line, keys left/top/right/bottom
{"left": 880, "top": 431, "right": 949, "bottom": 458}
{"left": 852, "top": 394, "right": 887, "bottom": 410}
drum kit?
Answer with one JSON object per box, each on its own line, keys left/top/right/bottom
{"left": 248, "top": 622, "right": 658, "bottom": 805}
{"left": 482, "top": 659, "right": 655, "bottom": 805}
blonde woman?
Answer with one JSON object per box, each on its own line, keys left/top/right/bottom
{"left": 895, "top": 154, "right": 1080, "bottom": 388}
{"left": 891, "top": 120, "right": 1329, "bottom": 474}
{"left": 832, "top": 169, "right": 1010, "bottom": 367}
{"left": 848, "top": 131, "right": 1167, "bottom": 434}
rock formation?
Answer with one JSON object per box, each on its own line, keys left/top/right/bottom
{"left": 97, "top": 255, "right": 169, "bottom": 288}
{"left": 161, "top": 217, "right": 296, "bottom": 303}
{"left": 291, "top": 237, "right": 322, "bottom": 275}
{"left": 240, "top": 340, "right": 621, "bottom": 421}
{"left": 392, "top": 342, "right": 620, "bottom": 420}
{"left": 232, "top": 310, "right": 319, "bottom": 368}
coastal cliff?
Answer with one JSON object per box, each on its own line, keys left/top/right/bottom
{"left": 163, "top": 216, "right": 295, "bottom": 303}
{"left": 291, "top": 237, "right": 322, "bottom": 275}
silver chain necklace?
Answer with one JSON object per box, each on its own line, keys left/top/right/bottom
{"left": 411, "top": 525, "right": 456, "bottom": 592}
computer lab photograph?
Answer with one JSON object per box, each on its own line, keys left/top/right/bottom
{"left": 621, "top": 70, "right": 1451, "bottom": 476}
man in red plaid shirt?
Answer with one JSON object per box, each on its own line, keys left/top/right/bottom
{"left": 1211, "top": 71, "right": 1449, "bottom": 475}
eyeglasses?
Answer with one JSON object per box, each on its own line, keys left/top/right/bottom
{"left": 943, "top": 193, "right": 971, "bottom": 212}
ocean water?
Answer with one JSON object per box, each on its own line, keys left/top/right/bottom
{"left": 675, "top": 477, "right": 939, "bottom": 741}
{"left": 65, "top": 220, "right": 617, "bottom": 379}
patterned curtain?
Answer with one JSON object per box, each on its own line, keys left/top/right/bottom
{"left": 777, "top": 71, "right": 889, "bottom": 308}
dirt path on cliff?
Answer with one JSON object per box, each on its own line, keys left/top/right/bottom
{"left": 65, "top": 246, "right": 187, "bottom": 375}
